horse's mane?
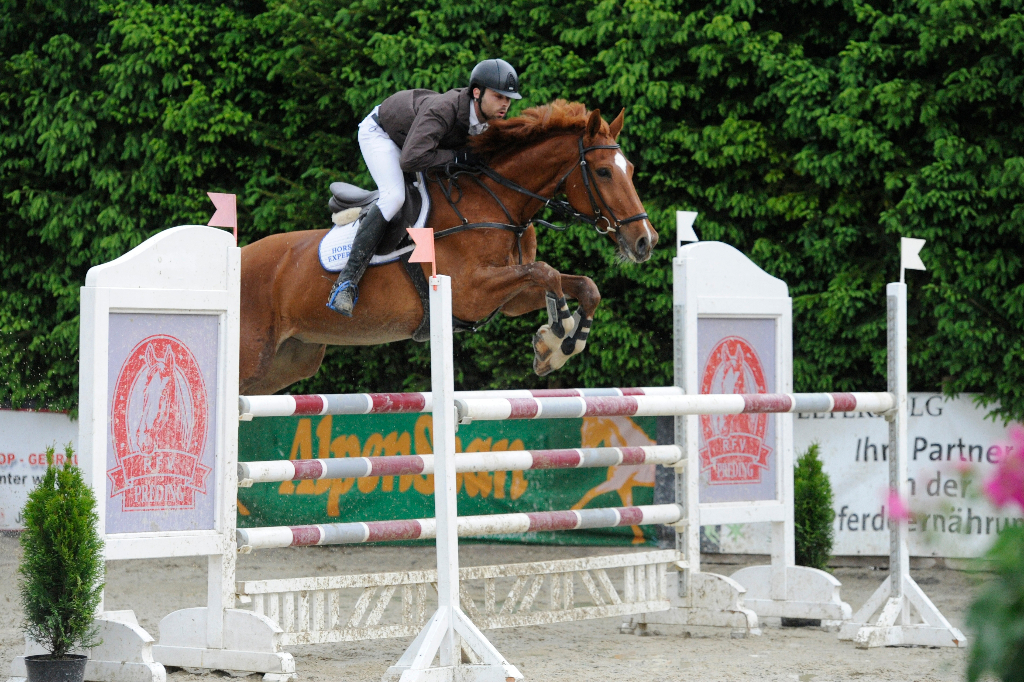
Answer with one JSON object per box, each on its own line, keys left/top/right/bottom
{"left": 469, "top": 100, "right": 609, "bottom": 157}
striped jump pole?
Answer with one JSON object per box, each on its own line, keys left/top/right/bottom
{"left": 454, "top": 391, "right": 896, "bottom": 422}
{"left": 237, "top": 386, "right": 682, "bottom": 420}
{"left": 237, "top": 445, "right": 682, "bottom": 486}
{"left": 235, "top": 504, "right": 684, "bottom": 552}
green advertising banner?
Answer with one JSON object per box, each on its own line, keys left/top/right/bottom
{"left": 238, "top": 413, "right": 659, "bottom": 547}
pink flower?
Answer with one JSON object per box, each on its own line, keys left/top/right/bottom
{"left": 983, "top": 425, "right": 1024, "bottom": 512}
{"left": 887, "top": 489, "right": 910, "bottom": 521}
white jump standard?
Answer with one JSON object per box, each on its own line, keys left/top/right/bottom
{"left": 835, "top": 281, "right": 966, "bottom": 647}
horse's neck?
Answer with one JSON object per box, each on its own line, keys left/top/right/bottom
{"left": 434, "top": 136, "right": 576, "bottom": 225}
{"left": 489, "top": 137, "right": 577, "bottom": 220}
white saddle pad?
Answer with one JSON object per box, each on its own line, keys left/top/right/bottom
{"left": 319, "top": 173, "right": 430, "bottom": 272}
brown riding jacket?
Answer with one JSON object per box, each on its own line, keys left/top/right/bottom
{"left": 376, "top": 87, "right": 473, "bottom": 172}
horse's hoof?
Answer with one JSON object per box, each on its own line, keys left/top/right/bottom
{"left": 533, "top": 354, "right": 554, "bottom": 376}
{"left": 533, "top": 327, "right": 554, "bottom": 362}
{"left": 533, "top": 324, "right": 573, "bottom": 375}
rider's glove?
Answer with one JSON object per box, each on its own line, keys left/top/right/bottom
{"left": 453, "top": 148, "right": 482, "bottom": 167}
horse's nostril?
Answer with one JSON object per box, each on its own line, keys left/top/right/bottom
{"left": 635, "top": 236, "right": 649, "bottom": 258}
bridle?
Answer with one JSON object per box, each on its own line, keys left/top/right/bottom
{"left": 427, "top": 135, "right": 648, "bottom": 245}
{"left": 548, "top": 138, "right": 649, "bottom": 235}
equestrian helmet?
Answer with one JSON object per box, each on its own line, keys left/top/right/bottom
{"left": 469, "top": 59, "right": 522, "bottom": 99}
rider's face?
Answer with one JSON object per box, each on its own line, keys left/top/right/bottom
{"left": 475, "top": 88, "right": 512, "bottom": 120}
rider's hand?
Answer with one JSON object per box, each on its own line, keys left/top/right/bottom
{"left": 453, "top": 148, "right": 482, "bottom": 167}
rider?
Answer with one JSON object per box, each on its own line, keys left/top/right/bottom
{"left": 327, "top": 59, "right": 523, "bottom": 316}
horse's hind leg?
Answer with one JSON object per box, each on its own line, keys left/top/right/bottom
{"left": 242, "top": 337, "right": 327, "bottom": 396}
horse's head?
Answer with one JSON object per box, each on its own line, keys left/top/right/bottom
{"left": 134, "top": 344, "right": 179, "bottom": 453}
{"left": 470, "top": 102, "right": 655, "bottom": 262}
{"left": 563, "top": 109, "right": 656, "bottom": 263}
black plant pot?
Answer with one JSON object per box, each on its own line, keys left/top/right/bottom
{"left": 24, "top": 655, "right": 88, "bottom": 682}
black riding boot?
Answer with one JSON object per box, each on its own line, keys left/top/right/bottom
{"left": 326, "top": 204, "right": 388, "bottom": 316}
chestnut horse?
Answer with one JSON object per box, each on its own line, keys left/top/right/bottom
{"left": 240, "top": 101, "right": 655, "bottom": 395}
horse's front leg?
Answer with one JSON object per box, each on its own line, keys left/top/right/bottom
{"left": 500, "top": 273, "right": 601, "bottom": 376}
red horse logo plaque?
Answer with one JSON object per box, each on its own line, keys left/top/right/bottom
{"left": 699, "top": 336, "right": 773, "bottom": 485}
{"left": 108, "top": 334, "right": 211, "bottom": 511}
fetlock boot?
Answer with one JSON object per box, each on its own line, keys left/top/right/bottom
{"left": 327, "top": 204, "right": 388, "bottom": 316}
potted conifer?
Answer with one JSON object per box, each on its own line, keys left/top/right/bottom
{"left": 18, "top": 444, "right": 104, "bottom": 682}
{"left": 793, "top": 442, "right": 835, "bottom": 571}
{"left": 785, "top": 443, "right": 836, "bottom": 628}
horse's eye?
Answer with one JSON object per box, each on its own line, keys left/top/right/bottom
{"left": 596, "top": 167, "right": 612, "bottom": 179}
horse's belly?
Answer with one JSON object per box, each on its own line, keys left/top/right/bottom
{"left": 296, "top": 301, "right": 423, "bottom": 346}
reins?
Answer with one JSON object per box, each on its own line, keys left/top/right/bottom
{"left": 424, "top": 134, "right": 649, "bottom": 264}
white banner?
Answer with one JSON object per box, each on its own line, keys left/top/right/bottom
{"left": 0, "top": 409, "right": 79, "bottom": 530}
{"left": 716, "top": 393, "right": 1024, "bottom": 558}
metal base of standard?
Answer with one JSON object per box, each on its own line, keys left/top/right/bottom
{"left": 837, "top": 576, "right": 966, "bottom": 648}
{"left": 383, "top": 608, "right": 522, "bottom": 682}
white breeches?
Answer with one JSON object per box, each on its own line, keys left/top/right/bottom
{"left": 358, "top": 106, "right": 405, "bottom": 221}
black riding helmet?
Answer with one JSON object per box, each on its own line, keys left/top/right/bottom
{"left": 469, "top": 59, "right": 522, "bottom": 100}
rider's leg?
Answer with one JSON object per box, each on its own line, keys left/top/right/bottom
{"left": 327, "top": 110, "right": 407, "bottom": 316}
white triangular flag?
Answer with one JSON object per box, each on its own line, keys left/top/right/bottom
{"left": 901, "top": 237, "right": 926, "bottom": 272}
{"left": 676, "top": 211, "right": 698, "bottom": 258}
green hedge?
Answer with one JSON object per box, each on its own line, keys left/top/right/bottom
{"left": 2, "top": 0, "right": 1023, "bottom": 419}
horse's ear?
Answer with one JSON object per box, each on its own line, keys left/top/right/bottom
{"left": 609, "top": 109, "right": 625, "bottom": 139}
{"left": 145, "top": 344, "right": 156, "bottom": 367}
{"left": 585, "top": 108, "right": 603, "bottom": 141}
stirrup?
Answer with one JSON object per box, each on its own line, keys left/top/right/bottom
{"left": 327, "top": 281, "right": 359, "bottom": 316}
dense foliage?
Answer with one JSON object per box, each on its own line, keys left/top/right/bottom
{"left": 967, "top": 525, "right": 1024, "bottom": 682}
{"left": 967, "top": 426, "right": 1024, "bottom": 682}
{"left": 2, "top": 0, "right": 1023, "bottom": 417}
{"left": 793, "top": 442, "right": 835, "bottom": 570}
{"left": 18, "top": 445, "right": 104, "bottom": 658}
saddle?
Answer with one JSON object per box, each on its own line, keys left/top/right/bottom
{"left": 326, "top": 176, "right": 433, "bottom": 342}
{"left": 328, "top": 177, "right": 424, "bottom": 256}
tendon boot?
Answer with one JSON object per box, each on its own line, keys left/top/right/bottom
{"left": 327, "top": 204, "right": 388, "bottom": 316}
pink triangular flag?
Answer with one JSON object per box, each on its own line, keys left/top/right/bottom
{"left": 207, "top": 192, "right": 237, "bottom": 242}
{"left": 407, "top": 227, "right": 436, "bottom": 277}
